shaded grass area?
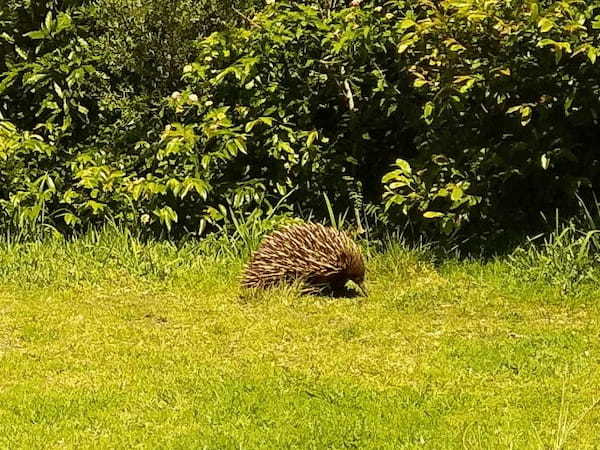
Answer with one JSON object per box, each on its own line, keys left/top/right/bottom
{"left": 1, "top": 231, "right": 599, "bottom": 448}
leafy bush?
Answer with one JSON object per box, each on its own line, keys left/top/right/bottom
{"left": 3, "top": 0, "right": 600, "bottom": 245}
{"left": 0, "top": 0, "right": 261, "bottom": 235}
{"left": 0, "top": 121, "right": 57, "bottom": 233}
{"left": 151, "top": 0, "right": 600, "bottom": 240}
{"left": 0, "top": 0, "right": 103, "bottom": 231}
{"left": 382, "top": 0, "right": 600, "bottom": 239}
{"left": 153, "top": 2, "right": 419, "bottom": 234}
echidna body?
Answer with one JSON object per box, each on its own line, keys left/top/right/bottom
{"left": 242, "top": 223, "right": 367, "bottom": 296}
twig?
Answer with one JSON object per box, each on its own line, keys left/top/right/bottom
{"left": 343, "top": 79, "right": 356, "bottom": 111}
{"left": 232, "top": 6, "right": 263, "bottom": 29}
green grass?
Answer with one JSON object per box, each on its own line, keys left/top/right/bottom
{"left": 1, "top": 230, "right": 600, "bottom": 448}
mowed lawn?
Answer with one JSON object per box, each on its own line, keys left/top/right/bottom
{"left": 0, "top": 234, "right": 599, "bottom": 448}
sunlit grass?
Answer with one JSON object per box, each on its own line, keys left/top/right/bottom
{"left": 1, "top": 230, "right": 599, "bottom": 448}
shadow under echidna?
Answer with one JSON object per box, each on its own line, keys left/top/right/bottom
{"left": 241, "top": 223, "right": 367, "bottom": 297}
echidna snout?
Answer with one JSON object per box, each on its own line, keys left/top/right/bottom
{"left": 241, "top": 222, "right": 367, "bottom": 296}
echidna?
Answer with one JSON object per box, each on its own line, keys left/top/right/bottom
{"left": 241, "top": 222, "right": 367, "bottom": 296}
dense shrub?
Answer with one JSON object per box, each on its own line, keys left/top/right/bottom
{"left": 381, "top": 0, "right": 600, "bottom": 239}
{"left": 0, "top": 0, "right": 104, "bottom": 232}
{"left": 153, "top": 0, "right": 600, "bottom": 240}
{"left": 154, "top": 2, "right": 418, "bottom": 234}
{"left": 2, "top": 0, "right": 600, "bottom": 244}
{"left": 0, "top": 0, "right": 260, "bottom": 234}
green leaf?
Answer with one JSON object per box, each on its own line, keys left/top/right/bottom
{"left": 423, "top": 102, "right": 434, "bottom": 119}
{"left": 395, "top": 158, "right": 412, "bottom": 174}
{"left": 520, "top": 106, "right": 532, "bottom": 126}
{"left": 23, "top": 73, "right": 47, "bottom": 86}
{"left": 44, "top": 11, "right": 53, "bottom": 31}
{"left": 398, "top": 18, "right": 416, "bottom": 30}
{"left": 278, "top": 141, "right": 294, "bottom": 154}
{"left": 234, "top": 137, "right": 247, "bottom": 154}
{"left": 381, "top": 170, "right": 402, "bottom": 183}
{"left": 467, "top": 13, "right": 486, "bottom": 22}
{"left": 530, "top": 3, "right": 539, "bottom": 21}
{"left": 62, "top": 212, "right": 80, "bottom": 226}
{"left": 85, "top": 200, "right": 106, "bottom": 214}
{"left": 451, "top": 185, "right": 464, "bottom": 201}
{"left": 538, "top": 18, "right": 554, "bottom": 32}
{"left": 537, "top": 39, "right": 557, "bottom": 48}
{"left": 423, "top": 211, "right": 445, "bottom": 219}
{"left": 53, "top": 82, "right": 64, "bottom": 99}
{"left": 397, "top": 35, "right": 416, "bottom": 54}
{"left": 153, "top": 206, "right": 178, "bottom": 232}
{"left": 55, "top": 13, "right": 72, "bottom": 34}
{"left": 15, "top": 46, "right": 28, "bottom": 59}
{"left": 62, "top": 190, "right": 79, "bottom": 204}
{"left": 0, "top": 32, "right": 14, "bottom": 43}
{"left": 389, "top": 180, "right": 408, "bottom": 189}
{"left": 244, "top": 121, "right": 256, "bottom": 133}
{"left": 23, "top": 30, "right": 47, "bottom": 40}
{"left": 541, "top": 154, "right": 550, "bottom": 170}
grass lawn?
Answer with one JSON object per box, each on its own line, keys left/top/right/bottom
{"left": 1, "top": 232, "right": 599, "bottom": 448}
